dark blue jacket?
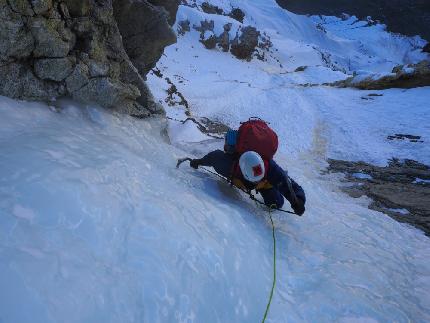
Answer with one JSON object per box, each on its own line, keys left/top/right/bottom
{"left": 196, "top": 150, "right": 306, "bottom": 210}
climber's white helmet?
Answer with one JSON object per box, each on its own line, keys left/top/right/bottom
{"left": 239, "top": 151, "right": 265, "bottom": 183}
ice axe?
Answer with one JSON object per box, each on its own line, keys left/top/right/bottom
{"left": 176, "top": 157, "right": 192, "bottom": 168}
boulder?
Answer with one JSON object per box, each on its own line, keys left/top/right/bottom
{"left": 0, "top": 4, "right": 35, "bottom": 59}
{"left": 0, "top": 62, "right": 61, "bottom": 100}
{"left": 73, "top": 77, "right": 140, "bottom": 110}
{"left": 34, "top": 57, "right": 75, "bottom": 81}
{"left": 228, "top": 8, "right": 245, "bottom": 23}
{"left": 29, "top": 17, "right": 74, "bottom": 57}
{"left": 177, "top": 20, "right": 190, "bottom": 36}
{"left": 201, "top": 35, "right": 217, "bottom": 49}
{"left": 65, "top": 63, "right": 90, "bottom": 93}
{"left": 201, "top": 2, "right": 223, "bottom": 15}
{"left": 218, "top": 23, "right": 232, "bottom": 52}
{"left": 230, "top": 26, "right": 260, "bottom": 60}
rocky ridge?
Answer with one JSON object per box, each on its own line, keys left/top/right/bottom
{"left": 333, "top": 60, "right": 430, "bottom": 90}
{"left": 0, "top": 0, "right": 180, "bottom": 116}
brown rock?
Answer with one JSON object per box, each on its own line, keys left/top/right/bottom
{"left": 201, "top": 2, "right": 223, "bottom": 15}
{"left": 230, "top": 26, "right": 260, "bottom": 60}
{"left": 228, "top": 8, "right": 245, "bottom": 23}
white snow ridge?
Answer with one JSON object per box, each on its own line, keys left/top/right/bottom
{"left": 1, "top": 0, "right": 430, "bottom": 322}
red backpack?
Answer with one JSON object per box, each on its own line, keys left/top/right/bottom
{"left": 236, "top": 118, "right": 278, "bottom": 160}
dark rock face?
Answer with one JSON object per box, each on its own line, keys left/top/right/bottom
{"left": 113, "top": 0, "right": 177, "bottom": 75}
{"left": 327, "top": 159, "right": 430, "bottom": 236}
{"left": 0, "top": 0, "right": 179, "bottom": 116}
{"left": 147, "top": 0, "right": 180, "bottom": 25}
{"left": 423, "top": 43, "right": 430, "bottom": 53}
{"left": 276, "top": 0, "right": 430, "bottom": 42}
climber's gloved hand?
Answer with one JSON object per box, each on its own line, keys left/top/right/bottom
{"left": 292, "top": 198, "right": 305, "bottom": 216}
{"left": 190, "top": 159, "right": 201, "bottom": 169}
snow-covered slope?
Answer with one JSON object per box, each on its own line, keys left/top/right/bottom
{"left": 1, "top": 0, "right": 430, "bottom": 322}
{"left": 148, "top": 0, "right": 429, "bottom": 165}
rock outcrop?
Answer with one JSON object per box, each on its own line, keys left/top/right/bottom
{"left": 148, "top": 0, "right": 180, "bottom": 25}
{"left": 230, "top": 26, "right": 260, "bottom": 61}
{"left": 189, "top": 20, "right": 262, "bottom": 61}
{"left": 114, "top": 0, "right": 177, "bottom": 75}
{"left": 0, "top": 0, "right": 179, "bottom": 116}
{"left": 326, "top": 158, "right": 430, "bottom": 236}
{"left": 333, "top": 60, "right": 430, "bottom": 90}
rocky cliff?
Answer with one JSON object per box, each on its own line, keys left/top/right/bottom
{"left": 0, "top": 0, "right": 180, "bottom": 116}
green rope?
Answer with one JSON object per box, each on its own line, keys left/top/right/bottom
{"left": 177, "top": 160, "right": 280, "bottom": 321}
{"left": 262, "top": 205, "right": 277, "bottom": 323}
{"left": 197, "top": 164, "right": 279, "bottom": 321}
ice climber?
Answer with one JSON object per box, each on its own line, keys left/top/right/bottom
{"left": 186, "top": 118, "right": 306, "bottom": 216}
{"left": 188, "top": 149, "right": 306, "bottom": 215}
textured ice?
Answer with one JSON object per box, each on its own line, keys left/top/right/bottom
{"left": 0, "top": 98, "right": 429, "bottom": 322}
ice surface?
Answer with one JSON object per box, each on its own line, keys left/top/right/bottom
{"left": 1, "top": 97, "right": 429, "bottom": 322}
{"left": 414, "top": 178, "right": 430, "bottom": 184}
{"left": 352, "top": 173, "right": 373, "bottom": 180}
